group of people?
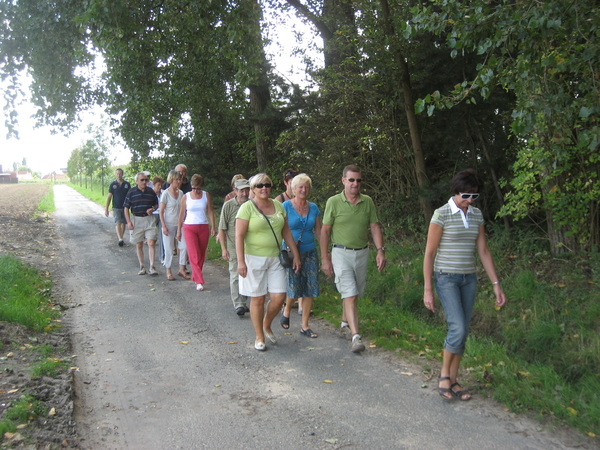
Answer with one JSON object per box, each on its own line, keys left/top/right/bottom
{"left": 106, "top": 163, "right": 507, "bottom": 401}
{"left": 105, "top": 164, "right": 215, "bottom": 290}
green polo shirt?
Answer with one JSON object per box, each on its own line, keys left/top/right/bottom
{"left": 322, "top": 191, "right": 379, "bottom": 249}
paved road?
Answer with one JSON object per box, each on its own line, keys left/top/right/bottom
{"left": 52, "top": 185, "right": 592, "bottom": 450}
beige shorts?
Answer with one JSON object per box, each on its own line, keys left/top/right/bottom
{"left": 130, "top": 215, "right": 158, "bottom": 244}
{"left": 239, "top": 254, "right": 286, "bottom": 297}
{"left": 331, "top": 246, "right": 369, "bottom": 298}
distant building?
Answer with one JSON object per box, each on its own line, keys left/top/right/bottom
{"left": 17, "top": 170, "right": 33, "bottom": 181}
{"left": 0, "top": 165, "right": 18, "bottom": 184}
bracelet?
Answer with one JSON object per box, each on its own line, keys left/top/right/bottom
{"left": 492, "top": 281, "right": 500, "bottom": 285}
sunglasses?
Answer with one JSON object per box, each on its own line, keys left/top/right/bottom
{"left": 254, "top": 183, "right": 272, "bottom": 189}
{"left": 459, "top": 192, "right": 480, "bottom": 200}
{"left": 285, "top": 171, "right": 298, "bottom": 177}
{"left": 346, "top": 178, "right": 362, "bottom": 183}
{"left": 139, "top": 178, "right": 149, "bottom": 182}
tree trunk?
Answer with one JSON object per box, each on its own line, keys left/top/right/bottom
{"left": 379, "top": 0, "right": 432, "bottom": 220}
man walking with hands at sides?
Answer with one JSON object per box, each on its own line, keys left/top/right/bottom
{"left": 124, "top": 172, "right": 160, "bottom": 275}
{"left": 105, "top": 168, "right": 131, "bottom": 247}
{"left": 218, "top": 178, "right": 251, "bottom": 316}
{"left": 320, "top": 164, "right": 386, "bottom": 353}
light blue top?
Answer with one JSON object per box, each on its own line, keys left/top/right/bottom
{"left": 282, "top": 201, "right": 320, "bottom": 253}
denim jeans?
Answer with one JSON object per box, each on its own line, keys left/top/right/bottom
{"left": 434, "top": 272, "right": 477, "bottom": 355}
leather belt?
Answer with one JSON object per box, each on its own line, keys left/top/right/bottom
{"left": 133, "top": 213, "right": 149, "bottom": 217}
{"left": 333, "top": 244, "right": 368, "bottom": 251}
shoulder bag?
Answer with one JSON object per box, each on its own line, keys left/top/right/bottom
{"left": 250, "top": 200, "right": 293, "bottom": 269}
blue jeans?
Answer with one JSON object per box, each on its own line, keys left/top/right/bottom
{"left": 434, "top": 272, "right": 477, "bottom": 356}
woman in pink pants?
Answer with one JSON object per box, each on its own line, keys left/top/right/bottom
{"left": 177, "top": 174, "right": 216, "bottom": 291}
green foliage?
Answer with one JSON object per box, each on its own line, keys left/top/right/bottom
{"left": 31, "top": 358, "right": 70, "bottom": 378}
{"left": 0, "top": 255, "right": 59, "bottom": 331}
{"left": 35, "top": 184, "right": 55, "bottom": 215}
{"left": 5, "top": 395, "right": 46, "bottom": 423}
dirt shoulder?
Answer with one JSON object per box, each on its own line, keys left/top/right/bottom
{"left": 0, "top": 184, "right": 78, "bottom": 449}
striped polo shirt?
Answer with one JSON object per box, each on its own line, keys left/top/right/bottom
{"left": 430, "top": 198, "right": 484, "bottom": 274}
{"left": 123, "top": 186, "right": 158, "bottom": 216}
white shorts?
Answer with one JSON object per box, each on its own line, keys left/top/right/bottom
{"left": 239, "top": 254, "right": 286, "bottom": 297}
{"left": 331, "top": 246, "right": 369, "bottom": 299}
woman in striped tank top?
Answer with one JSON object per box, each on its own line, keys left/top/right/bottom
{"left": 423, "top": 169, "right": 506, "bottom": 401}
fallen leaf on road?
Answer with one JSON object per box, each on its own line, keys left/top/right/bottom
{"left": 180, "top": 341, "right": 189, "bottom": 345}
{"left": 369, "top": 342, "right": 376, "bottom": 347}
{"left": 401, "top": 372, "right": 413, "bottom": 376}
{"left": 7, "top": 389, "right": 19, "bottom": 394}
{"left": 325, "top": 438, "right": 338, "bottom": 444}
{"left": 69, "top": 367, "right": 80, "bottom": 371}
{"left": 148, "top": 284, "right": 154, "bottom": 287}
{"left": 588, "top": 432, "right": 596, "bottom": 437}
{"left": 229, "top": 342, "right": 237, "bottom": 344}
{"left": 567, "top": 407, "right": 578, "bottom": 416}
{"left": 48, "top": 408, "right": 56, "bottom": 416}
{"left": 214, "top": 385, "right": 221, "bottom": 387}
{"left": 323, "top": 380, "right": 333, "bottom": 384}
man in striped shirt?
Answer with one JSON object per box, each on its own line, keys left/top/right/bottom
{"left": 124, "top": 172, "right": 159, "bottom": 275}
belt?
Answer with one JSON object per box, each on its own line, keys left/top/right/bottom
{"left": 133, "top": 213, "right": 149, "bottom": 217}
{"left": 333, "top": 244, "right": 368, "bottom": 251}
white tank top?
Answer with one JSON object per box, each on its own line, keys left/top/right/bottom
{"left": 184, "top": 191, "right": 208, "bottom": 225}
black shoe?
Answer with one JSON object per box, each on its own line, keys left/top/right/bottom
{"left": 118, "top": 240, "right": 124, "bottom": 247}
{"left": 244, "top": 306, "right": 250, "bottom": 313}
{"left": 236, "top": 307, "right": 245, "bottom": 316}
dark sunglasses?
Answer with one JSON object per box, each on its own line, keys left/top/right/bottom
{"left": 139, "top": 178, "right": 149, "bottom": 182}
{"left": 254, "top": 183, "right": 272, "bottom": 189}
{"left": 459, "top": 192, "right": 480, "bottom": 200}
{"left": 285, "top": 171, "right": 299, "bottom": 177}
{"left": 346, "top": 178, "right": 362, "bottom": 183}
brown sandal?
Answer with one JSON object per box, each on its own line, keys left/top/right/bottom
{"left": 438, "top": 377, "right": 454, "bottom": 401}
{"left": 178, "top": 271, "right": 191, "bottom": 280}
{"left": 451, "top": 382, "right": 471, "bottom": 401}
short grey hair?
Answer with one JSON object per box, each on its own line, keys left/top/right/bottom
{"left": 249, "top": 173, "right": 272, "bottom": 189}
{"left": 291, "top": 173, "right": 312, "bottom": 190}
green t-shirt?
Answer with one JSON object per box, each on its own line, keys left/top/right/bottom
{"left": 236, "top": 200, "right": 286, "bottom": 257}
{"left": 322, "top": 191, "right": 379, "bottom": 249}
{"left": 218, "top": 197, "right": 244, "bottom": 255}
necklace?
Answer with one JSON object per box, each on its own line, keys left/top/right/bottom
{"left": 292, "top": 199, "right": 308, "bottom": 213}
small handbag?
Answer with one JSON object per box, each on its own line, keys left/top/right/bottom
{"left": 250, "top": 200, "right": 293, "bottom": 269}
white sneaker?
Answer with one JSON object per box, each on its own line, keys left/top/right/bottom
{"left": 138, "top": 266, "right": 146, "bottom": 275}
{"left": 341, "top": 321, "right": 349, "bottom": 330}
{"left": 196, "top": 284, "right": 204, "bottom": 291}
{"left": 351, "top": 334, "right": 365, "bottom": 353}
{"left": 148, "top": 266, "right": 158, "bottom": 275}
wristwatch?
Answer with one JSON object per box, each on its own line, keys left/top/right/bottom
{"left": 377, "top": 247, "right": 385, "bottom": 251}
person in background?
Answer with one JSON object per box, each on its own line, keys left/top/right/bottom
{"left": 177, "top": 174, "right": 216, "bottom": 291}
{"left": 176, "top": 164, "right": 192, "bottom": 193}
{"left": 320, "top": 164, "right": 386, "bottom": 353}
{"left": 236, "top": 173, "right": 300, "bottom": 351}
{"left": 423, "top": 169, "right": 506, "bottom": 401}
{"left": 104, "top": 168, "right": 131, "bottom": 247}
{"left": 280, "top": 174, "right": 321, "bottom": 338}
{"left": 218, "top": 178, "right": 251, "bottom": 316}
{"left": 124, "top": 172, "right": 159, "bottom": 276}
{"left": 152, "top": 176, "right": 165, "bottom": 264}
{"left": 159, "top": 170, "right": 188, "bottom": 281}
{"left": 142, "top": 171, "right": 153, "bottom": 189}
{"left": 224, "top": 174, "right": 245, "bottom": 202}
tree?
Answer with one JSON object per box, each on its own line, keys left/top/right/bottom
{"left": 410, "top": 0, "right": 600, "bottom": 253}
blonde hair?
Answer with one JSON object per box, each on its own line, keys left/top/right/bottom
{"left": 230, "top": 174, "right": 244, "bottom": 187}
{"left": 291, "top": 173, "right": 312, "bottom": 190}
{"left": 249, "top": 173, "right": 272, "bottom": 189}
{"left": 167, "top": 170, "right": 182, "bottom": 184}
{"left": 191, "top": 174, "right": 204, "bottom": 188}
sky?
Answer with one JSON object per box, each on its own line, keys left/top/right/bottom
{"left": 0, "top": 9, "right": 319, "bottom": 177}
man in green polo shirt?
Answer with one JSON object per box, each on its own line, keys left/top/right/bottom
{"left": 320, "top": 164, "right": 386, "bottom": 353}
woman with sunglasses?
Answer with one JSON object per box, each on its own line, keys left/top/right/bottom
{"left": 423, "top": 169, "right": 506, "bottom": 401}
{"left": 177, "top": 174, "right": 216, "bottom": 291}
{"left": 274, "top": 169, "right": 299, "bottom": 203}
{"left": 236, "top": 173, "right": 301, "bottom": 351}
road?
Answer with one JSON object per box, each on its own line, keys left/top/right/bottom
{"left": 52, "top": 185, "right": 591, "bottom": 450}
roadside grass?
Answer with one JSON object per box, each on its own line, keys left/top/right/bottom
{"left": 0, "top": 394, "right": 47, "bottom": 433}
{"left": 312, "top": 233, "right": 600, "bottom": 437}
{"left": 0, "top": 255, "right": 60, "bottom": 331}
{"left": 67, "top": 182, "right": 106, "bottom": 205}
{"left": 35, "top": 184, "right": 55, "bottom": 215}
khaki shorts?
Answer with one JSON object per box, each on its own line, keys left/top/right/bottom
{"left": 130, "top": 215, "right": 158, "bottom": 244}
{"left": 113, "top": 208, "right": 126, "bottom": 224}
{"left": 331, "top": 246, "right": 369, "bottom": 298}
{"left": 239, "top": 254, "right": 286, "bottom": 297}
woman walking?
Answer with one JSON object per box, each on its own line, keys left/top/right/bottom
{"left": 236, "top": 173, "right": 300, "bottom": 351}
{"left": 177, "top": 174, "right": 216, "bottom": 291}
{"left": 423, "top": 169, "right": 506, "bottom": 401}
{"left": 159, "top": 170, "right": 188, "bottom": 281}
{"left": 280, "top": 173, "right": 321, "bottom": 338}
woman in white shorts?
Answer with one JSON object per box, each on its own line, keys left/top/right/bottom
{"left": 236, "top": 173, "right": 300, "bottom": 351}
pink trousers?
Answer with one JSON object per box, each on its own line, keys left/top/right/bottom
{"left": 183, "top": 224, "right": 209, "bottom": 285}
